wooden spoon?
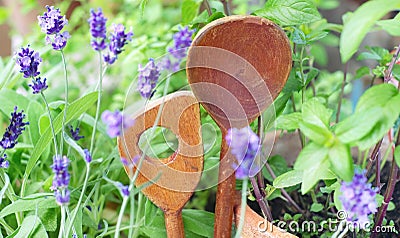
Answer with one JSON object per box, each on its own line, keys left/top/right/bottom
{"left": 186, "top": 15, "right": 292, "bottom": 237}
{"left": 118, "top": 91, "right": 203, "bottom": 237}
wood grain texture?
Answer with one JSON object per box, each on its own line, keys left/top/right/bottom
{"left": 117, "top": 91, "right": 203, "bottom": 238}
{"left": 187, "top": 15, "right": 292, "bottom": 238}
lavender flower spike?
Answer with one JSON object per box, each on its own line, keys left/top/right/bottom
{"left": 15, "top": 46, "right": 42, "bottom": 78}
{"left": 69, "top": 125, "right": 84, "bottom": 141}
{"left": 0, "top": 107, "right": 29, "bottom": 150}
{"left": 51, "top": 155, "right": 70, "bottom": 205}
{"left": 168, "top": 26, "right": 194, "bottom": 60}
{"left": 0, "top": 154, "right": 9, "bottom": 169}
{"left": 38, "top": 5, "right": 70, "bottom": 51}
{"left": 101, "top": 110, "right": 134, "bottom": 138}
{"left": 339, "top": 170, "right": 377, "bottom": 228}
{"left": 88, "top": 8, "right": 107, "bottom": 51}
{"left": 104, "top": 24, "right": 133, "bottom": 65}
{"left": 116, "top": 182, "right": 129, "bottom": 197}
{"left": 29, "top": 77, "right": 48, "bottom": 94}
{"left": 226, "top": 126, "right": 260, "bottom": 179}
{"left": 84, "top": 149, "right": 92, "bottom": 163}
{"left": 137, "top": 58, "right": 161, "bottom": 98}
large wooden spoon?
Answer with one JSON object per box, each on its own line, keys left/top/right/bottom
{"left": 118, "top": 91, "right": 203, "bottom": 237}
{"left": 187, "top": 15, "right": 292, "bottom": 237}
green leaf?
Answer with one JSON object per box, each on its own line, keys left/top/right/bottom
{"left": 27, "top": 101, "right": 44, "bottom": 145}
{"left": 301, "top": 158, "right": 335, "bottom": 194}
{"left": 0, "top": 89, "right": 30, "bottom": 115}
{"left": 394, "top": 146, "right": 400, "bottom": 168}
{"left": 376, "top": 18, "right": 400, "bottom": 36}
{"left": 335, "top": 107, "right": 382, "bottom": 144}
{"left": 0, "top": 196, "right": 57, "bottom": 219}
{"left": 25, "top": 92, "right": 98, "bottom": 177}
{"left": 356, "top": 46, "right": 391, "bottom": 64}
{"left": 182, "top": 209, "right": 214, "bottom": 237}
{"left": 63, "top": 132, "right": 86, "bottom": 160}
{"left": 310, "top": 203, "right": 324, "bottom": 212}
{"left": 355, "top": 66, "right": 370, "bottom": 79}
{"left": 294, "top": 142, "right": 328, "bottom": 170}
{"left": 254, "top": 0, "right": 321, "bottom": 26}
{"left": 13, "top": 215, "right": 48, "bottom": 238}
{"left": 392, "top": 64, "right": 400, "bottom": 81}
{"left": 340, "top": 0, "right": 400, "bottom": 63}
{"left": 275, "top": 112, "right": 302, "bottom": 131}
{"left": 328, "top": 141, "right": 354, "bottom": 181}
{"left": 182, "top": 0, "right": 201, "bottom": 25}
{"left": 273, "top": 170, "right": 303, "bottom": 188}
{"left": 355, "top": 84, "right": 399, "bottom": 112}
{"left": 302, "top": 98, "right": 332, "bottom": 128}
{"left": 38, "top": 208, "right": 57, "bottom": 232}
{"left": 299, "top": 122, "right": 333, "bottom": 146}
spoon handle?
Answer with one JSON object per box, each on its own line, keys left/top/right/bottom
{"left": 214, "top": 130, "right": 236, "bottom": 237}
{"left": 164, "top": 210, "right": 185, "bottom": 238}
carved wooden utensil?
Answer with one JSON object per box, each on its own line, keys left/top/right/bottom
{"left": 118, "top": 91, "right": 203, "bottom": 237}
{"left": 187, "top": 15, "right": 292, "bottom": 237}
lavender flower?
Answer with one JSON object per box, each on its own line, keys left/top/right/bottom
{"left": 0, "top": 107, "right": 29, "bottom": 150}
{"left": 51, "top": 155, "right": 70, "bottom": 205}
{"left": 38, "top": 6, "right": 69, "bottom": 51}
{"left": 15, "top": 46, "right": 42, "bottom": 78}
{"left": 101, "top": 110, "right": 133, "bottom": 138}
{"left": 0, "top": 154, "right": 9, "bottom": 169}
{"left": 137, "top": 58, "right": 161, "bottom": 98}
{"left": 117, "top": 182, "right": 129, "bottom": 197}
{"left": 226, "top": 126, "right": 260, "bottom": 179}
{"left": 38, "top": 6, "right": 68, "bottom": 35}
{"left": 69, "top": 125, "right": 84, "bottom": 141}
{"left": 340, "top": 170, "right": 377, "bottom": 227}
{"left": 29, "top": 77, "right": 48, "bottom": 94}
{"left": 168, "top": 26, "right": 194, "bottom": 59}
{"left": 88, "top": 8, "right": 107, "bottom": 51}
{"left": 83, "top": 149, "right": 92, "bottom": 163}
{"left": 104, "top": 24, "right": 133, "bottom": 64}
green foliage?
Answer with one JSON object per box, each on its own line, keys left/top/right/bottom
{"left": 340, "top": 0, "right": 400, "bottom": 62}
{"left": 255, "top": 0, "right": 321, "bottom": 26}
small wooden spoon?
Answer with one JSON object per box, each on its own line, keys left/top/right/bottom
{"left": 118, "top": 91, "right": 203, "bottom": 237}
{"left": 187, "top": 15, "right": 292, "bottom": 237}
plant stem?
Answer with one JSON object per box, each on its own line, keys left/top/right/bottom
{"left": 40, "top": 92, "right": 58, "bottom": 157}
{"left": 60, "top": 50, "right": 69, "bottom": 155}
{"left": 59, "top": 205, "right": 66, "bottom": 238}
{"left": 256, "top": 116, "right": 265, "bottom": 195}
{"left": 372, "top": 131, "right": 400, "bottom": 237}
{"left": 65, "top": 163, "right": 91, "bottom": 237}
{"left": 220, "top": 0, "right": 231, "bottom": 15}
{"left": 291, "top": 94, "right": 305, "bottom": 148}
{"left": 250, "top": 177, "right": 272, "bottom": 221}
{"left": 90, "top": 52, "right": 105, "bottom": 154}
{"left": 336, "top": 62, "right": 348, "bottom": 123}
{"left": 384, "top": 44, "right": 400, "bottom": 83}
{"left": 264, "top": 163, "right": 303, "bottom": 213}
{"left": 115, "top": 196, "right": 129, "bottom": 238}
{"left": 203, "top": 0, "right": 212, "bottom": 16}
{"left": 234, "top": 179, "right": 247, "bottom": 238}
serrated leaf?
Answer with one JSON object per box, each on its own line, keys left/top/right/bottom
{"left": 294, "top": 142, "right": 328, "bottom": 170}
{"left": 255, "top": 0, "right": 321, "bottom": 26}
{"left": 273, "top": 170, "right": 303, "bottom": 188}
{"left": 25, "top": 92, "right": 98, "bottom": 177}
{"left": 328, "top": 141, "right": 353, "bottom": 181}
{"left": 355, "top": 84, "right": 399, "bottom": 112}
{"left": 340, "top": 0, "right": 400, "bottom": 63}
{"left": 275, "top": 112, "right": 302, "bottom": 131}
{"left": 302, "top": 98, "right": 332, "bottom": 128}
{"left": 299, "top": 122, "right": 333, "bottom": 145}
{"left": 301, "top": 157, "right": 335, "bottom": 194}
{"left": 182, "top": 0, "right": 201, "bottom": 25}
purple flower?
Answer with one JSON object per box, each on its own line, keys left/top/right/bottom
{"left": 0, "top": 154, "right": 9, "bottom": 169}
{"left": 69, "top": 125, "right": 84, "bottom": 141}
{"left": 104, "top": 24, "right": 133, "bottom": 65}
{"left": 51, "top": 155, "right": 70, "bottom": 205}
{"left": 38, "top": 5, "right": 68, "bottom": 35}
{"left": 38, "top": 6, "right": 69, "bottom": 51}
{"left": 83, "top": 149, "right": 92, "bottom": 163}
{"left": 15, "top": 46, "right": 42, "bottom": 78}
{"left": 0, "top": 107, "right": 29, "bottom": 150}
{"left": 101, "top": 110, "right": 133, "bottom": 138}
{"left": 88, "top": 8, "right": 107, "bottom": 51}
{"left": 137, "top": 58, "right": 161, "bottom": 98}
{"left": 168, "top": 26, "right": 194, "bottom": 59}
{"left": 339, "top": 170, "right": 377, "bottom": 228}
{"left": 29, "top": 77, "right": 48, "bottom": 94}
{"left": 117, "top": 182, "right": 129, "bottom": 197}
{"left": 226, "top": 126, "right": 260, "bottom": 179}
